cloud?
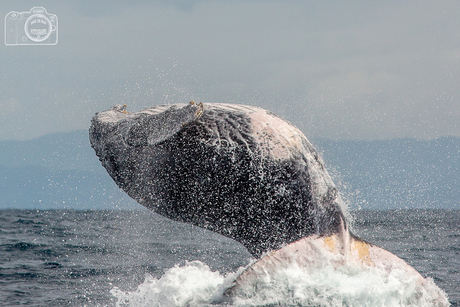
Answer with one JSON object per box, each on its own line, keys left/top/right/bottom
{"left": 0, "top": 0, "right": 459, "bottom": 140}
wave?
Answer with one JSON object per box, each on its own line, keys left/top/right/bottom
{"left": 111, "top": 259, "right": 448, "bottom": 307}
{"left": 111, "top": 261, "right": 238, "bottom": 306}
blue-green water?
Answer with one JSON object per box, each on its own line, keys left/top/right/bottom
{"left": 0, "top": 209, "right": 458, "bottom": 306}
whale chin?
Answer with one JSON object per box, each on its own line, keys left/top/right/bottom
{"left": 89, "top": 102, "right": 448, "bottom": 304}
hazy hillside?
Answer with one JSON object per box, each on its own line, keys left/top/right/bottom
{"left": 0, "top": 131, "right": 137, "bottom": 209}
{"left": 0, "top": 131, "right": 458, "bottom": 209}
{"left": 0, "top": 131, "right": 102, "bottom": 172}
{"left": 311, "top": 137, "right": 459, "bottom": 209}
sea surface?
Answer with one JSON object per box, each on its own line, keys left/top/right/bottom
{"left": 0, "top": 209, "right": 458, "bottom": 306}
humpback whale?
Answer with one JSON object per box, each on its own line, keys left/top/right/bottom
{"left": 89, "top": 102, "right": 448, "bottom": 304}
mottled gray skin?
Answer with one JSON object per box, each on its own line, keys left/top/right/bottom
{"left": 90, "top": 103, "right": 346, "bottom": 257}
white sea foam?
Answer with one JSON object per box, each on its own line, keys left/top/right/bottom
{"left": 111, "top": 259, "right": 449, "bottom": 307}
{"left": 111, "top": 261, "right": 240, "bottom": 306}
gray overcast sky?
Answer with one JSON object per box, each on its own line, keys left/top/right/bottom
{"left": 0, "top": 0, "right": 459, "bottom": 141}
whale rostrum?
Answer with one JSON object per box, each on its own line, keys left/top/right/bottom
{"left": 89, "top": 102, "right": 448, "bottom": 304}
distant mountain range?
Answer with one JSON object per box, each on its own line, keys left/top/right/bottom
{"left": 0, "top": 131, "right": 458, "bottom": 210}
{"left": 0, "top": 131, "right": 137, "bottom": 210}
{"left": 311, "top": 137, "right": 459, "bottom": 210}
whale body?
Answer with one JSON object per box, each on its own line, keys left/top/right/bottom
{"left": 90, "top": 102, "right": 346, "bottom": 257}
{"left": 89, "top": 102, "right": 448, "bottom": 304}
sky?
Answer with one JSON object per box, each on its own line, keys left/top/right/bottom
{"left": 0, "top": 0, "right": 459, "bottom": 141}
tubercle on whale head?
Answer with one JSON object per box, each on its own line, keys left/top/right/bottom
{"left": 189, "top": 100, "right": 204, "bottom": 118}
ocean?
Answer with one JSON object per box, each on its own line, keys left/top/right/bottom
{"left": 0, "top": 208, "right": 458, "bottom": 306}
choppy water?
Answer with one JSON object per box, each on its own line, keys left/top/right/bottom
{"left": 0, "top": 209, "right": 458, "bottom": 306}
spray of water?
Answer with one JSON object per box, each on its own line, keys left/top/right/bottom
{"left": 111, "top": 258, "right": 448, "bottom": 307}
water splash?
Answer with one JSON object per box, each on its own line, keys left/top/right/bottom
{"left": 111, "top": 261, "right": 240, "bottom": 306}
{"left": 111, "top": 259, "right": 449, "bottom": 307}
